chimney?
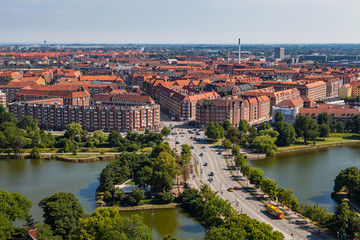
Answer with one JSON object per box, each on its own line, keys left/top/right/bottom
{"left": 238, "top": 38, "right": 241, "bottom": 64}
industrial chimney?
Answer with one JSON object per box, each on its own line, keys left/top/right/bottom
{"left": 238, "top": 38, "right": 241, "bottom": 64}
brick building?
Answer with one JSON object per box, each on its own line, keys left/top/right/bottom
{"left": 0, "top": 91, "right": 6, "bottom": 107}
{"left": 158, "top": 86, "right": 219, "bottom": 120}
{"left": 298, "top": 104, "right": 360, "bottom": 123}
{"left": 196, "top": 95, "right": 270, "bottom": 127}
{"left": 9, "top": 99, "right": 160, "bottom": 132}
{"left": 258, "top": 81, "right": 326, "bottom": 101}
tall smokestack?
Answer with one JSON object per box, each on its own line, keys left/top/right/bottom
{"left": 238, "top": 38, "right": 241, "bottom": 64}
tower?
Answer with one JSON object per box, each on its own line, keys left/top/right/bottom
{"left": 274, "top": 47, "right": 285, "bottom": 60}
{"left": 238, "top": 38, "right": 241, "bottom": 64}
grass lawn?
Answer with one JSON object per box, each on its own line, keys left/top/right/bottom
{"left": 56, "top": 154, "right": 99, "bottom": 159}
{"left": 277, "top": 133, "right": 360, "bottom": 153}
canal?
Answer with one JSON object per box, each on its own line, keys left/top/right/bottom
{"left": 249, "top": 145, "right": 360, "bottom": 212}
{"left": 0, "top": 158, "right": 206, "bottom": 240}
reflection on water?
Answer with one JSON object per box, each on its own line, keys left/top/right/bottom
{"left": 249, "top": 145, "right": 360, "bottom": 212}
{"left": 120, "top": 208, "right": 205, "bottom": 240}
{"left": 0, "top": 159, "right": 112, "bottom": 221}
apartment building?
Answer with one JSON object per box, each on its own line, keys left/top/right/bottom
{"left": 298, "top": 104, "right": 360, "bottom": 123}
{"left": 158, "top": 86, "right": 219, "bottom": 120}
{"left": 196, "top": 95, "right": 270, "bottom": 127}
{"left": 259, "top": 81, "right": 326, "bottom": 101}
{"left": 0, "top": 91, "right": 6, "bottom": 107}
{"left": 9, "top": 100, "right": 160, "bottom": 132}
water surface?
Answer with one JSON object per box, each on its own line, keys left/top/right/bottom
{"left": 249, "top": 145, "right": 360, "bottom": 212}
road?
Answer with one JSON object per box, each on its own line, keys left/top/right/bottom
{"left": 161, "top": 116, "right": 333, "bottom": 240}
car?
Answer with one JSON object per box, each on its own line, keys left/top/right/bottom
{"left": 234, "top": 186, "right": 240, "bottom": 190}
{"left": 203, "top": 162, "right": 208, "bottom": 166}
{"left": 227, "top": 188, "right": 234, "bottom": 192}
{"left": 199, "top": 153, "right": 203, "bottom": 156}
{"left": 201, "top": 146, "right": 206, "bottom": 149}
{"left": 209, "top": 172, "right": 215, "bottom": 176}
{"left": 172, "top": 192, "right": 178, "bottom": 197}
{"left": 217, "top": 152, "right": 221, "bottom": 155}
{"left": 184, "top": 184, "right": 191, "bottom": 189}
{"left": 191, "top": 146, "right": 194, "bottom": 149}
{"left": 176, "top": 141, "right": 180, "bottom": 144}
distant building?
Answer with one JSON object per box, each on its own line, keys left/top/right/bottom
{"left": 303, "top": 55, "right": 327, "bottom": 62}
{"left": 0, "top": 91, "right": 6, "bottom": 107}
{"left": 274, "top": 47, "right": 285, "bottom": 60}
{"left": 272, "top": 106, "right": 299, "bottom": 125}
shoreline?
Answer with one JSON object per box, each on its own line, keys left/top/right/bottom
{"left": 99, "top": 203, "right": 179, "bottom": 212}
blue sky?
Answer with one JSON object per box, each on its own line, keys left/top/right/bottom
{"left": 1, "top": 0, "right": 359, "bottom": 44}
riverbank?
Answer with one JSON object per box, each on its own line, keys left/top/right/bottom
{"left": 102, "top": 203, "right": 179, "bottom": 212}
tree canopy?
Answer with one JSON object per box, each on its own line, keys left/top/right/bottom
{"left": 294, "top": 115, "right": 319, "bottom": 143}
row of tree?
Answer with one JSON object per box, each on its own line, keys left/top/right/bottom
{"left": 180, "top": 185, "right": 284, "bottom": 239}
{"left": 231, "top": 146, "right": 360, "bottom": 237}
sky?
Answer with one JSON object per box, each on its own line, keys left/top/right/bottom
{"left": 1, "top": 0, "right": 359, "bottom": 44}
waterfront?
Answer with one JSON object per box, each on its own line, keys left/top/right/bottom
{"left": 120, "top": 208, "right": 206, "bottom": 240}
{"left": 249, "top": 145, "right": 360, "bottom": 212}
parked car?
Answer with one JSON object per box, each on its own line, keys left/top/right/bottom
{"left": 176, "top": 141, "right": 180, "bottom": 144}
{"left": 234, "top": 186, "right": 240, "bottom": 190}
{"left": 203, "top": 162, "right": 208, "bottom": 166}
{"left": 217, "top": 152, "right": 221, "bottom": 155}
{"left": 201, "top": 146, "right": 206, "bottom": 149}
{"left": 199, "top": 153, "right": 203, "bottom": 156}
{"left": 227, "top": 188, "right": 234, "bottom": 192}
{"left": 209, "top": 172, "right": 215, "bottom": 176}
{"left": 191, "top": 146, "right": 194, "bottom": 149}
{"left": 184, "top": 184, "right": 191, "bottom": 189}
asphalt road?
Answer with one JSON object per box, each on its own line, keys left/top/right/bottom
{"left": 162, "top": 118, "right": 333, "bottom": 240}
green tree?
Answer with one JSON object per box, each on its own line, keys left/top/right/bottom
{"left": 252, "top": 135, "right": 277, "bottom": 156}
{"left": 35, "top": 223, "right": 62, "bottom": 240}
{"left": 126, "top": 188, "right": 144, "bottom": 206}
{"left": 135, "top": 166, "right": 153, "bottom": 188}
{"left": 238, "top": 120, "right": 250, "bottom": 133}
{"left": 30, "top": 147, "right": 41, "bottom": 159}
{"left": 108, "top": 131, "right": 122, "bottom": 147}
{"left": 65, "top": 123, "right": 83, "bottom": 140}
{"left": 294, "top": 115, "right": 319, "bottom": 143}
{"left": 332, "top": 202, "right": 358, "bottom": 236}
{"left": 225, "top": 127, "right": 246, "bottom": 145}
{"left": 275, "top": 111, "right": 284, "bottom": 124}
{"left": 93, "top": 130, "right": 107, "bottom": 144}
{"left": 0, "top": 214, "right": 13, "bottom": 240}
{"left": 222, "top": 120, "right": 232, "bottom": 131}
{"left": 319, "top": 123, "right": 330, "bottom": 139}
{"left": 205, "top": 122, "right": 224, "bottom": 142}
{"left": 19, "top": 115, "right": 38, "bottom": 131}
{"left": 77, "top": 208, "right": 152, "bottom": 240}
{"left": 261, "top": 178, "right": 278, "bottom": 199}
{"left": 161, "top": 127, "right": 171, "bottom": 136}
{"left": 0, "top": 189, "right": 32, "bottom": 222}
{"left": 275, "top": 121, "right": 296, "bottom": 146}
{"left": 0, "top": 105, "right": 18, "bottom": 125}
{"left": 333, "top": 167, "right": 360, "bottom": 198}
{"left": 1, "top": 122, "right": 27, "bottom": 154}
{"left": 317, "top": 112, "right": 330, "bottom": 125}
{"left": 39, "top": 192, "right": 84, "bottom": 239}
{"left": 222, "top": 139, "right": 232, "bottom": 150}
{"left": 248, "top": 168, "right": 264, "bottom": 188}
{"left": 257, "top": 122, "right": 270, "bottom": 132}
{"left": 157, "top": 192, "right": 175, "bottom": 204}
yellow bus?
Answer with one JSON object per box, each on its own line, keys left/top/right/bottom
{"left": 266, "top": 204, "right": 284, "bottom": 219}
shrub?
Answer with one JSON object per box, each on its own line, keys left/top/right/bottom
{"left": 157, "top": 192, "right": 175, "bottom": 204}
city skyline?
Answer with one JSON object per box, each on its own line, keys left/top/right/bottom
{"left": 1, "top": 0, "right": 359, "bottom": 44}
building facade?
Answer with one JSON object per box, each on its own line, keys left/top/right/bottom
{"left": 9, "top": 100, "right": 160, "bottom": 132}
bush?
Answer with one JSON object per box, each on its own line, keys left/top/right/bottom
{"left": 125, "top": 188, "right": 144, "bottom": 206}
{"left": 157, "top": 192, "right": 175, "bottom": 204}
{"left": 103, "top": 191, "right": 113, "bottom": 202}
{"left": 29, "top": 147, "right": 41, "bottom": 159}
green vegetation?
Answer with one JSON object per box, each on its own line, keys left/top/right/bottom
{"left": 179, "top": 185, "right": 284, "bottom": 239}
{"left": 205, "top": 122, "right": 224, "bottom": 142}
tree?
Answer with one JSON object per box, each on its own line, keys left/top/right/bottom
{"left": 205, "top": 122, "right": 224, "bottom": 142}
{"left": 39, "top": 192, "right": 84, "bottom": 239}
{"left": 0, "top": 214, "right": 13, "bottom": 240}
{"left": 257, "top": 122, "right": 270, "bottom": 132}
{"left": 275, "top": 122, "right": 296, "bottom": 147}
{"left": 161, "top": 127, "right": 171, "bottom": 136}
{"left": 317, "top": 112, "right": 330, "bottom": 125}
{"left": 35, "top": 223, "right": 62, "bottom": 240}
{"left": 30, "top": 147, "right": 41, "bottom": 159}
{"left": 294, "top": 115, "right": 319, "bottom": 143}
{"left": 238, "top": 120, "right": 250, "bottom": 133}
{"left": 0, "top": 105, "right": 18, "bottom": 125}
{"left": 252, "top": 135, "right": 277, "bottom": 156}
{"left": 126, "top": 188, "right": 144, "bottom": 206}
{"left": 180, "top": 144, "right": 192, "bottom": 162}
{"left": 333, "top": 167, "right": 360, "bottom": 198}
{"left": 93, "top": 130, "right": 107, "bottom": 144}
{"left": 222, "top": 139, "right": 232, "bottom": 150}
{"left": 19, "top": 115, "right": 38, "bottom": 131}
{"left": 332, "top": 202, "right": 359, "bottom": 236}
{"left": 319, "top": 123, "right": 330, "bottom": 139}
{"left": 1, "top": 122, "right": 27, "bottom": 154}
{"left": 0, "top": 189, "right": 32, "bottom": 222}
{"left": 248, "top": 168, "right": 264, "bottom": 188}
{"left": 275, "top": 111, "right": 284, "bottom": 124}
{"left": 77, "top": 208, "right": 152, "bottom": 240}
{"left": 222, "top": 120, "right": 232, "bottom": 131}
{"left": 108, "top": 131, "right": 122, "bottom": 147}
{"left": 225, "top": 127, "right": 246, "bottom": 145}
{"left": 65, "top": 123, "right": 82, "bottom": 140}
{"left": 135, "top": 166, "right": 153, "bottom": 188}
{"left": 261, "top": 178, "right": 278, "bottom": 199}
{"left": 157, "top": 192, "right": 175, "bottom": 204}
